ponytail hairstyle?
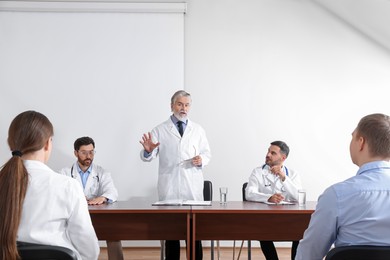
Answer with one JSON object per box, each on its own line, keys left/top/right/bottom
{"left": 0, "top": 111, "right": 53, "bottom": 260}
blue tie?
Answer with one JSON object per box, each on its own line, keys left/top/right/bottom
{"left": 177, "top": 121, "right": 183, "bottom": 136}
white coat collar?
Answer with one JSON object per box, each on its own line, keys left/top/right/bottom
{"left": 72, "top": 162, "right": 98, "bottom": 179}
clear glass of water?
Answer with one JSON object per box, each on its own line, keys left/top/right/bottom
{"left": 298, "top": 189, "right": 306, "bottom": 206}
{"left": 219, "top": 187, "right": 228, "bottom": 205}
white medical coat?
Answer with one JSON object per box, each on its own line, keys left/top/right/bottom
{"left": 245, "top": 164, "right": 302, "bottom": 202}
{"left": 60, "top": 163, "right": 118, "bottom": 202}
{"left": 141, "top": 117, "right": 211, "bottom": 201}
{"left": 18, "top": 160, "right": 99, "bottom": 260}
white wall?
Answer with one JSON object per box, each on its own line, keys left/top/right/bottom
{"left": 184, "top": 0, "right": 390, "bottom": 202}
{"left": 314, "top": 0, "right": 390, "bottom": 51}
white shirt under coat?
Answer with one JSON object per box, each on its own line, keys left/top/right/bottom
{"left": 60, "top": 162, "right": 118, "bottom": 202}
{"left": 18, "top": 160, "right": 99, "bottom": 260}
{"left": 141, "top": 117, "right": 211, "bottom": 201}
{"left": 246, "top": 164, "right": 302, "bottom": 202}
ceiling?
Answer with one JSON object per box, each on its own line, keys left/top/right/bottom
{"left": 313, "top": 0, "right": 390, "bottom": 51}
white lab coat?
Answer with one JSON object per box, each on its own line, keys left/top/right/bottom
{"left": 245, "top": 164, "right": 302, "bottom": 203}
{"left": 18, "top": 160, "right": 99, "bottom": 260}
{"left": 60, "top": 163, "right": 118, "bottom": 202}
{"left": 141, "top": 117, "right": 211, "bottom": 201}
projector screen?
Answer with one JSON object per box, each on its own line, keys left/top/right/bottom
{"left": 0, "top": 1, "right": 185, "bottom": 201}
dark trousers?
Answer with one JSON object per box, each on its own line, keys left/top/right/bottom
{"left": 165, "top": 240, "right": 203, "bottom": 260}
{"left": 260, "top": 241, "right": 299, "bottom": 260}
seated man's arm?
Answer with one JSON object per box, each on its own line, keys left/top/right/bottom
{"left": 281, "top": 168, "right": 303, "bottom": 201}
{"left": 246, "top": 168, "right": 273, "bottom": 202}
{"left": 99, "top": 171, "right": 118, "bottom": 203}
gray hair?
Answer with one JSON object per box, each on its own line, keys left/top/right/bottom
{"left": 171, "top": 90, "right": 191, "bottom": 105}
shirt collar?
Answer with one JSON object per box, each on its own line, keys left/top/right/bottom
{"left": 357, "top": 160, "right": 390, "bottom": 176}
{"left": 76, "top": 163, "right": 92, "bottom": 174}
{"left": 171, "top": 114, "right": 187, "bottom": 125}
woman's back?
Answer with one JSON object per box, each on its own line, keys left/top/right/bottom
{"left": 0, "top": 110, "right": 99, "bottom": 260}
{"left": 18, "top": 160, "right": 99, "bottom": 260}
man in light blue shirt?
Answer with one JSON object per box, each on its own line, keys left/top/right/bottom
{"left": 296, "top": 113, "right": 390, "bottom": 260}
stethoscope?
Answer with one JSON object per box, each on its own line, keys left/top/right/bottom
{"left": 262, "top": 164, "right": 288, "bottom": 191}
{"left": 70, "top": 166, "right": 100, "bottom": 183}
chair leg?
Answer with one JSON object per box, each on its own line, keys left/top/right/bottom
{"left": 237, "top": 240, "right": 244, "bottom": 260}
{"left": 106, "top": 240, "right": 124, "bottom": 260}
{"left": 247, "top": 240, "right": 251, "bottom": 260}
{"left": 233, "top": 240, "right": 236, "bottom": 260}
{"left": 211, "top": 240, "right": 214, "bottom": 260}
{"left": 217, "top": 240, "right": 220, "bottom": 260}
{"left": 160, "top": 240, "right": 165, "bottom": 260}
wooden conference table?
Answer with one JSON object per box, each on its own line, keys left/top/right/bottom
{"left": 191, "top": 201, "right": 316, "bottom": 260}
{"left": 89, "top": 200, "right": 316, "bottom": 260}
{"left": 89, "top": 200, "right": 192, "bottom": 260}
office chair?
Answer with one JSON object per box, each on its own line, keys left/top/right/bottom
{"left": 203, "top": 180, "right": 218, "bottom": 260}
{"left": 17, "top": 241, "right": 77, "bottom": 260}
{"left": 203, "top": 180, "right": 213, "bottom": 201}
{"left": 325, "top": 245, "right": 390, "bottom": 260}
{"left": 160, "top": 180, "right": 213, "bottom": 260}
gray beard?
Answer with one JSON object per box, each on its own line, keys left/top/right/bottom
{"left": 173, "top": 112, "right": 188, "bottom": 122}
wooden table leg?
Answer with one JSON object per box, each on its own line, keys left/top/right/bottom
{"left": 107, "top": 240, "right": 124, "bottom": 260}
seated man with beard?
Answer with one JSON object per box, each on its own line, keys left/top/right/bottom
{"left": 60, "top": 136, "right": 118, "bottom": 205}
{"left": 60, "top": 136, "right": 122, "bottom": 258}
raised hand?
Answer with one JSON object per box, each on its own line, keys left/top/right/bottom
{"left": 270, "top": 165, "right": 286, "bottom": 181}
{"left": 139, "top": 132, "right": 160, "bottom": 153}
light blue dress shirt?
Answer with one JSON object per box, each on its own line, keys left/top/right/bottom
{"left": 170, "top": 114, "right": 187, "bottom": 133}
{"left": 296, "top": 161, "right": 390, "bottom": 260}
{"left": 76, "top": 163, "right": 92, "bottom": 189}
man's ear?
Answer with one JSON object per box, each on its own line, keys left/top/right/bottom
{"left": 358, "top": 136, "right": 365, "bottom": 151}
{"left": 74, "top": 150, "right": 78, "bottom": 157}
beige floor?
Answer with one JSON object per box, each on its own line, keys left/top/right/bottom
{"left": 99, "top": 246, "right": 291, "bottom": 260}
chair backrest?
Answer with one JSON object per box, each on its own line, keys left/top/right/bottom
{"left": 242, "top": 182, "right": 248, "bottom": 201}
{"left": 17, "top": 241, "right": 78, "bottom": 260}
{"left": 203, "top": 180, "right": 213, "bottom": 201}
{"left": 325, "top": 245, "right": 390, "bottom": 260}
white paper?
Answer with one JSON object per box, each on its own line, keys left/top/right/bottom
{"left": 183, "top": 200, "right": 212, "bottom": 206}
{"left": 152, "top": 199, "right": 183, "bottom": 206}
{"left": 262, "top": 201, "right": 295, "bottom": 205}
{"left": 152, "top": 200, "right": 211, "bottom": 206}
